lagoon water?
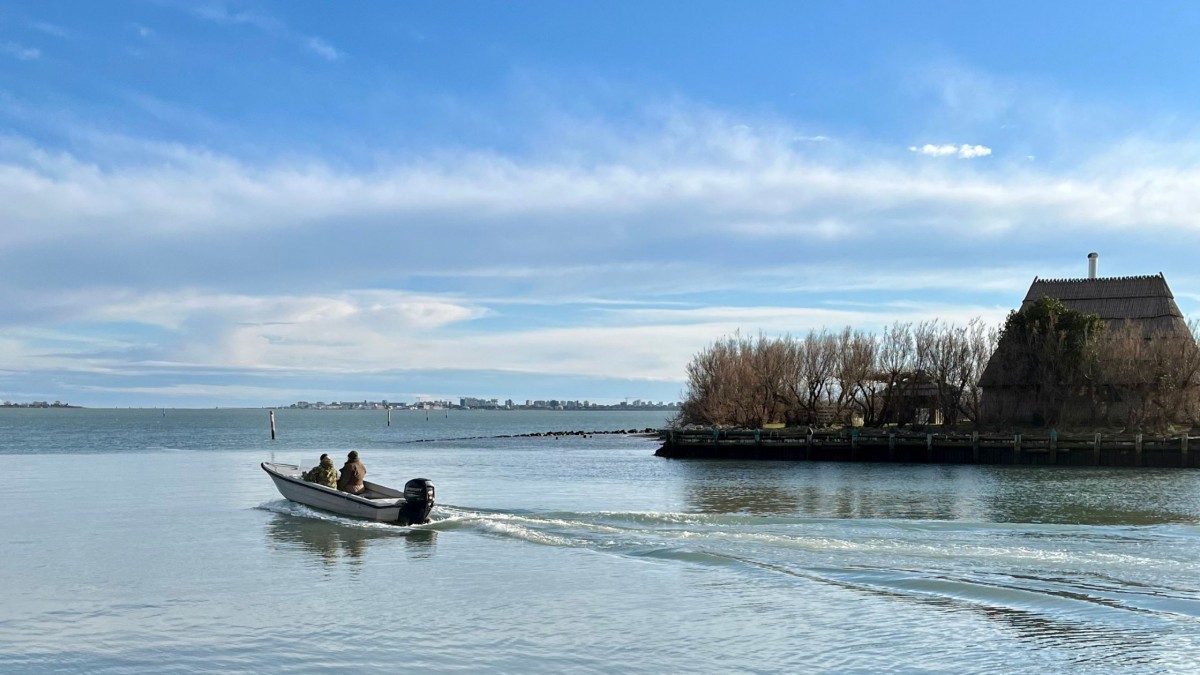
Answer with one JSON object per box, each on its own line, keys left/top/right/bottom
{"left": 2, "top": 408, "right": 1200, "bottom": 673}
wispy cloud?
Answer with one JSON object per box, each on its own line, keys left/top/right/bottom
{"left": 909, "top": 143, "right": 992, "bottom": 158}
{"left": 305, "top": 37, "right": 341, "bottom": 61}
{"left": 1, "top": 41, "right": 41, "bottom": 61}
{"left": 182, "top": 2, "right": 343, "bottom": 61}
{"left": 30, "top": 21, "right": 69, "bottom": 38}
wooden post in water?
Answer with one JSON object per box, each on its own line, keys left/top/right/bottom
{"left": 387, "top": 408, "right": 392, "bottom": 427}
{"left": 269, "top": 410, "right": 276, "bottom": 440}
{"left": 1094, "top": 432, "right": 1101, "bottom": 466}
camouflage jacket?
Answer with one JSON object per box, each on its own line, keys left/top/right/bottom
{"left": 301, "top": 462, "right": 338, "bottom": 489}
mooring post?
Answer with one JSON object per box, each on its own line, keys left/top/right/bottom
{"left": 972, "top": 431, "right": 979, "bottom": 463}
{"left": 806, "top": 428, "right": 813, "bottom": 458}
{"left": 1135, "top": 433, "right": 1143, "bottom": 466}
{"left": 269, "top": 410, "right": 276, "bottom": 440}
{"left": 387, "top": 408, "right": 392, "bottom": 427}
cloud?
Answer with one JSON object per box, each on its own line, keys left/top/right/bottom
{"left": 181, "top": 2, "right": 343, "bottom": 61}
{"left": 188, "top": 3, "right": 281, "bottom": 31}
{"left": 0, "top": 284, "right": 1008, "bottom": 387}
{"left": 30, "top": 21, "right": 69, "bottom": 38}
{"left": 909, "top": 143, "right": 992, "bottom": 158}
{"left": 2, "top": 119, "right": 1197, "bottom": 278}
{"left": 1, "top": 42, "right": 41, "bottom": 61}
{"left": 5, "top": 100, "right": 1200, "bottom": 404}
{"left": 305, "top": 37, "right": 342, "bottom": 61}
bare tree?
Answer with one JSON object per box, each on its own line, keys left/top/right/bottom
{"left": 876, "top": 322, "right": 915, "bottom": 425}
{"left": 958, "top": 319, "right": 997, "bottom": 428}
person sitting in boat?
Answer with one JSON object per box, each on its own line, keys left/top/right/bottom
{"left": 300, "top": 454, "right": 338, "bottom": 489}
{"left": 337, "top": 451, "right": 367, "bottom": 495}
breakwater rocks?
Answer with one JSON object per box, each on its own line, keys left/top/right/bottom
{"left": 502, "top": 428, "right": 659, "bottom": 438}
{"left": 402, "top": 428, "right": 658, "bottom": 444}
{"left": 656, "top": 427, "right": 1200, "bottom": 468}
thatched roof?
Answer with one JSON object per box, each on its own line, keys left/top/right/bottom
{"left": 1020, "top": 274, "right": 1186, "bottom": 335}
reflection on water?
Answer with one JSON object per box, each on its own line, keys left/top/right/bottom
{"left": 980, "top": 467, "right": 1200, "bottom": 525}
{"left": 404, "top": 528, "right": 438, "bottom": 558}
{"left": 266, "top": 514, "right": 437, "bottom": 566}
{"left": 676, "top": 461, "right": 1200, "bottom": 525}
{"left": 686, "top": 485, "right": 801, "bottom": 515}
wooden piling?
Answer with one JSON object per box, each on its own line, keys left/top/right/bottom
{"left": 387, "top": 408, "right": 392, "bottom": 427}
{"left": 269, "top": 410, "right": 276, "bottom": 440}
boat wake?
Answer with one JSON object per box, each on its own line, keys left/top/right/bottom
{"left": 256, "top": 497, "right": 1200, "bottom": 650}
{"left": 417, "top": 504, "right": 1200, "bottom": 644}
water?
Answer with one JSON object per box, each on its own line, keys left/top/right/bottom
{"left": 2, "top": 409, "right": 1199, "bottom": 673}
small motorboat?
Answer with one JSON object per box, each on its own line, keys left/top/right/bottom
{"left": 261, "top": 462, "right": 435, "bottom": 525}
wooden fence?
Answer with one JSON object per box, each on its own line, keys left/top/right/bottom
{"left": 656, "top": 428, "right": 1200, "bottom": 467}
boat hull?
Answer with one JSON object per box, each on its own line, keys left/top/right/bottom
{"left": 261, "top": 462, "right": 406, "bottom": 522}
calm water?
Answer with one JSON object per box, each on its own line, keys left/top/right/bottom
{"left": 2, "top": 408, "right": 1199, "bottom": 673}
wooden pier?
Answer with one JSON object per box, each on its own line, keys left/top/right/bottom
{"left": 656, "top": 428, "right": 1200, "bottom": 467}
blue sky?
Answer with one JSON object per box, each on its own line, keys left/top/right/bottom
{"left": 4, "top": 1, "right": 1200, "bottom": 407}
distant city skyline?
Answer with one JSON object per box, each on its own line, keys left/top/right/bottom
{"left": 4, "top": 2, "right": 1200, "bottom": 407}
{"left": 288, "top": 397, "right": 680, "bottom": 411}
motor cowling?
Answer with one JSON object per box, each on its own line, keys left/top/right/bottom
{"left": 400, "top": 478, "right": 435, "bottom": 525}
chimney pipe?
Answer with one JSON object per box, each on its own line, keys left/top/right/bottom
{"left": 1088, "top": 252, "right": 1098, "bottom": 279}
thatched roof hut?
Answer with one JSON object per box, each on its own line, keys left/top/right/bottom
{"left": 980, "top": 268, "right": 1194, "bottom": 425}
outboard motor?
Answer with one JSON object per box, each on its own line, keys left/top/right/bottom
{"left": 400, "top": 478, "right": 435, "bottom": 525}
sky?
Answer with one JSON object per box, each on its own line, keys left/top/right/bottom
{"left": 4, "top": 1, "right": 1200, "bottom": 407}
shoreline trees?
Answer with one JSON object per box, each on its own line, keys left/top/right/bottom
{"left": 677, "top": 303, "right": 1200, "bottom": 432}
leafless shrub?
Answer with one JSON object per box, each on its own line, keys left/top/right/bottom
{"left": 677, "top": 313, "right": 1199, "bottom": 431}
